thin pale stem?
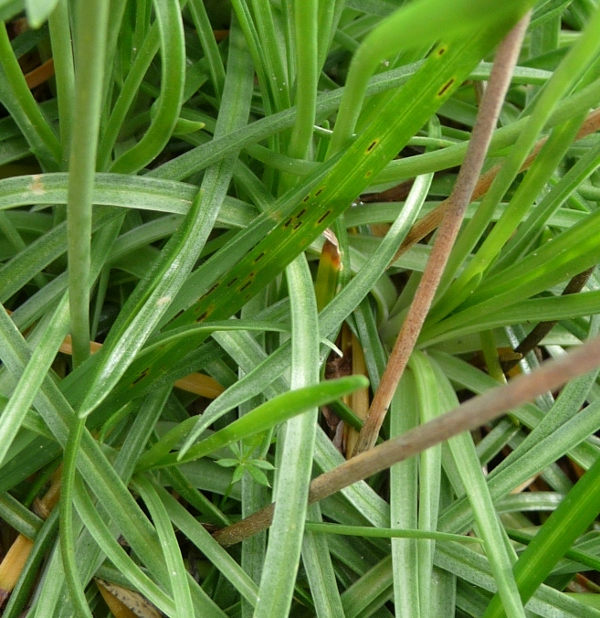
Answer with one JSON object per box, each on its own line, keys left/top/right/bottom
{"left": 352, "top": 13, "right": 531, "bottom": 455}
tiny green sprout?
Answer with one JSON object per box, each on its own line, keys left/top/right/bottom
{"left": 149, "top": 100, "right": 205, "bottom": 136}
{"left": 216, "top": 442, "right": 275, "bottom": 503}
{"left": 172, "top": 117, "right": 206, "bottom": 136}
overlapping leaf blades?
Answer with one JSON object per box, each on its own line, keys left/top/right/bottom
{"left": 1, "top": 1, "right": 600, "bottom": 617}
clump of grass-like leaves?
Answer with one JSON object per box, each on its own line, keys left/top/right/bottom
{"left": 1, "top": 0, "right": 600, "bottom": 616}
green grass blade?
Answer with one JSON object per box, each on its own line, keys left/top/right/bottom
{"left": 72, "top": 477, "right": 176, "bottom": 615}
{"left": 149, "top": 174, "right": 429, "bottom": 469}
{"left": 0, "top": 312, "right": 227, "bottom": 615}
{"left": 340, "top": 555, "right": 393, "bottom": 618}
{"left": 0, "top": 489, "right": 42, "bottom": 537}
{"left": 0, "top": 22, "right": 60, "bottom": 169}
{"left": 329, "top": 0, "right": 531, "bottom": 153}
{"left": 134, "top": 475, "right": 195, "bottom": 618}
{"left": 77, "top": 18, "right": 254, "bottom": 417}
{"left": 306, "top": 521, "right": 480, "bottom": 544}
{"left": 492, "top": 131, "right": 600, "bottom": 273}
{"left": 156, "top": 482, "right": 260, "bottom": 606}
{"left": 109, "top": 0, "right": 185, "bottom": 174}
{"left": 460, "top": 113, "right": 585, "bottom": 280}
{"left": 140, "top": 375, "right": 369, "bottom": 470}
{"left": 253, "top": 253, "right": 319, "bottom": 617}
{"left": 461, "top": 207, "right": 600, "bottom": 308}
{"left": 437, "top": 542, "right": 597, "bottom": 617}
{"left": 96, "top": 22, "right": 159, "bottom": 170}
{"left": 427, "top": 353, "right": 526, "bottom": 617}
{"left": 47, "top": 0, "right": 74, "bottom": 169}
{"left": 301, "top": 503, "right": 346, "bottom": 618}
{"left": 111, "top": 31, "right": 470, "bottom": 402}
{"left": 483, "top": 451, "right": 600, "bottom": 617}
{"left": 422, "top": 290, "right": 600, "bottom": 346}
{"left": 285, "top": 0, "right": 318, "bottom": 167}
{"left": 410, "top": 352, "right": 444, "bottom": 616}
{"left": 437, "top": 4, "right": 600, "bottom": 313}
{"left": 390, "top": 372, "right": 421, "bottom": 616}
{"left": 433, "top": 351, "right": 600, "bottom": 535}
{"left": 0, "top": 208, "right": 121, "bottom": 304}
{"left": 65, "top": 0, "right": 109, "bottom": 366}
{"left": 25, "top": 0, "right": 59, "bottom": 28}
{"left": 0, "top": 173, "right": 256, "bottom": 227}
{"left": 2, "top": 510, "right": 59, "bottom": 618}
{"left": 188, "top": 0, "right": 225, "bottom": 98}
{"left": 0, "top": 295, "right": 68, "bottom": 466}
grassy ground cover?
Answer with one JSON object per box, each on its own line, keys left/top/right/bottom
{"left": 1, "top": 0, "right": 600, "bottom": 616}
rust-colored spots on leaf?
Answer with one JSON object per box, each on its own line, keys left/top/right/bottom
{"left": 196, "top": 309, "right": 211, "bottom": 322}
{"left": 227, "top": 277, "right": 238, "bottom": 287}
{"left": 317, "top": 209, "right": 332, "bottom": 225}
{"left": 254, "top": 252, "right": 265, "bottom": 263}
{"left": 240, "top": 280, "right": 252, "bottom": 291}
{"left": 199, "top": 283, "right": 219, "bottom": 300}
{"left": 366, "top": 140, "right": 378, "bottom": 153}
{"left": 315, "top": 187, "right": 325, "bottom": 197}
{"left": 437, "top": 78, "right": 455, "bottom": 98}
{"left": 132, "top": 368, "right": 150, "bottom": 386}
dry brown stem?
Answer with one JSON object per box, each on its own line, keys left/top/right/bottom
{"left": 214, "top": 332, "right": 600, "bottom": 547}
{"left": 500, "top": 267, "right": 595, "bottom": 373}
{"left": 352, "top": 14, "right": 531, "bottom": 456}
{"left": 391, "top": 106, "right": 600, "bottom": 266}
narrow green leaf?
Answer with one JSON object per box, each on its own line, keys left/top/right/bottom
{"left": 25, "top": 0, "right": 59, "bottom": 28}
{"left": 0, "top": 296, "right": 68, "bottom": 466}
{"left": 134, "top": 476, "right": 195, "bottom": 618}
{"left": 253, "top": 252, "right": 320, "bottom": 618}
{"left": 106, "top": 26, "right": 512, "bottom": 408}
{"left": 139, "top": 375, "right": 369, "bottom": 470}
{"left": 483, "top": 452, "right": 600, "bottom": 617}
{"left": 305, "top": 522, "right": 481, "bottom": 544}
{"left": 427, "top": 354, "right": 526, "bottom": 617}
{"left": 109, "top": 0, "right": 185, "bottom": 174}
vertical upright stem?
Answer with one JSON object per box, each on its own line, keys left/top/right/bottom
{"left": 66, "top": 0, "right": 110, "bottom": 367}
{"left": 62, "top": 1, "right": 110, "bottom": 615}
{"left": 352, "top": 14, "right": 531, "bottom": 456}
{"left": 278, "top": 0, "right": 318, "bottom": 196}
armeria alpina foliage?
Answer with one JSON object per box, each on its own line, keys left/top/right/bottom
{"left": 0, "top": 1, "right": 600, "bottom": 617}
